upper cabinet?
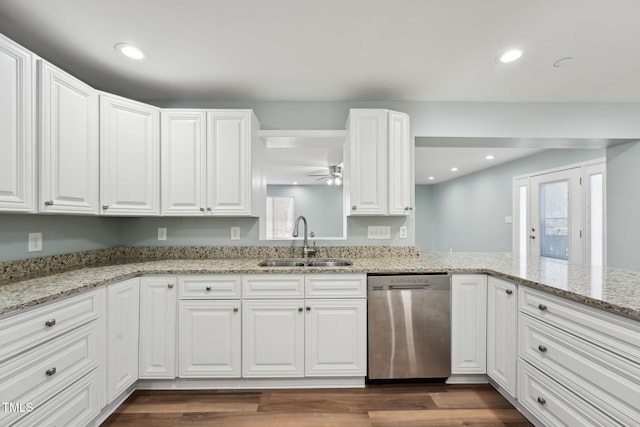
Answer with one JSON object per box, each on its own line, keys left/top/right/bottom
{"left": 345, "top": 109, "right": 412, "bottom": 216}
{"left": 38, "top": 61, "right": 99, "bottom": 214}
{"left": 100, "top": 93, "right": 160, "bottom": 215}
{"left": 161, "top": 109, "right": 264, "bottom": 216}
{"left": 0, "top": 34, "right": 35, "bottom": 212}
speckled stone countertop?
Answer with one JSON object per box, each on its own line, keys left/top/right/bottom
{"left": 1, "top": 251, "right": 639, "bottom": 321}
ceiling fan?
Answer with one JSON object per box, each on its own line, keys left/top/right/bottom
{"left": 308, "top": 165, "right": 343, "bottom": 185}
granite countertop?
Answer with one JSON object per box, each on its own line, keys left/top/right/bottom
{"left": 1, "top": 252, "right": 639, "bottom": 321}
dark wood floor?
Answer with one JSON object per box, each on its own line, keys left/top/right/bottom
{"left": 101, "top": 383, "right": 533, "bottom": 426}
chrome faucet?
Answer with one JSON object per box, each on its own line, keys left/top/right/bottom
{"left": 292, "top": 215, "right": 317, "bottom": 258}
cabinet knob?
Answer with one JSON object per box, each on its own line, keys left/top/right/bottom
{"left": 537, "top": 397, "right": 546, "bottom": 405}
{"left": 168, "top": 283, "right": 174, "bottom": 289}
{"left": 538, "top": 304, "right": 547, "bottom": 311}
{"left": 200, "top": 207, "right": 205, "bottom": 212}
{"left": 298, "top": 307, "right": 303, "bottom": 312}
{"left": 45, "top": 319, "right": 56, "bottom": 327}
{"left": 404, "top": 206, "right": 413, "bottom": 211}
{"left": 207, "top": 207, "right": 212, "bottom": 212}
{"left": 46, "top": 367, "right": 57, "bottom": 377}
{"left": 306, "top": 306, "right": 311, "bottom": 311}
{"left": 44, "top": 200, "right": 54, "bottom": 206}
{"left": 538, "top": 345, "right": 548, "bottom": 353}
{"left": 506, "top": 289, "right": 513, "bottom": 295}
{"left": 102, "top": 205, "right": 109, "bottom": 210}
{"left": 352, "top": 205, "right": 357, "bottom": 211}
{"left": 205, "top": 286, "right": 212, "bottom": 291}
{"left": 529, "top": 235, "right": 536, "bottom": 240}
{"left": 233, "top": 307, "right": 239, "bottom": 312}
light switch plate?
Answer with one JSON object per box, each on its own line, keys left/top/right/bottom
{"left": 231, "top": 226, "right": 240, "bottom": 240}
{"left": 158, "top": 227, "right": 167, "bottom": 241}
{"left": 504, "top": 216, "right": 513, "bottom": 224}
{"left": 28, "top": 232, "right": 43, "bottom": 252}
{"left": 399, "top": 226, "right": 407, "bottom": 239}
{"left": 368, "top": 226, "right": 391, "bottom": 239}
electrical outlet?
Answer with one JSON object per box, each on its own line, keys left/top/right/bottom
{"left": 399, "top": 226, "right": 407, "bottom": 239}
{"left": 504, "top": 216, "right": 513, "bottom": 224}
{"left": 28, "top": 232, "right": 43, "bottom": 252}
{"left": 367, "top": 226, "right": 391, "bottom": 240}
{"left": 231, "top": 226, "right": 240, "bottom": 240}
{"left": 158, "top": 227, "right": 167, "bottom": 241}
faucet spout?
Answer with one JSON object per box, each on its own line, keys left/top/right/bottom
{"left": 292, "top": 215, "right": 316, "bottom": 258}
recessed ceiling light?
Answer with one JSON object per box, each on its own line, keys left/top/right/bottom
{"left": 498, "top": 48, "right": 523, "bottom": 64}
{"left": 485, "top": 154, "right": 496, "bottom": 160}
{"left": 115, "top": 43, "right": 146, "bottom": 60}
{"left": 451, "top": 167, "right": 459, "bottom": 172}
{"left": 428, "top": 176, "right": 435, "bottom": 181}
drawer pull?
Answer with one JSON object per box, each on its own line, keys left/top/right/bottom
{"left": 205, "top": 286, "right": 212, "bottom": 291}
{"left": 506, "top": 289, "right": 513, "bottom": 295}
{"left": 298, "top": 307, "right": 303, "bottom": 312}
{"left": 168, "top": 283, "right": 174, "bottom": 289}
{"left": 538, "top": 304, "right": 548, "bottom": 311}
{"left": 44, "top": 200, "right": 54, "bottom": 206}
{"left": 537, "top": 397, "right": 546, "bottom": 405}
{"left": 538, "top": 345, "right": 548, "bottom": 353}
{"left": 306, "top": 306, "right": 311, "bottom": 311}
{"left": 233, "top": 307, "right": 239, "bottom": 312}
{"left": 45, "top": 319, "right": 56, "bottom": 327}
{"left": 46, "top": 367, "right": 57, "bottom": 377}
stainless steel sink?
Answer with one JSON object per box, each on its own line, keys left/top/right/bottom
{"left": 258, "top": 258, "right": 352, "bottom": 267}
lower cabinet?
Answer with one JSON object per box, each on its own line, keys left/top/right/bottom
{"left": 487, "top": 276, "right": 517, "bottom": 396}
{"left": 451, "top": 274, "right": 487, "bottom": 374}
{"left": 106, "top": 278, "right": 139, "bottom": 403}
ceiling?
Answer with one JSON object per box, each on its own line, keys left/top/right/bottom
{"left": 1, "top": 0, "right": 640, "bottom": 103}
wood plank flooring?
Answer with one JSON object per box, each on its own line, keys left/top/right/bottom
{"left": 101, "top": 383, "right": 533, "bottom": 426}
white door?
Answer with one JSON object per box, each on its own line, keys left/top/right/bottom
{"left": 242, "top": 300, "right": 304, "bottom": 377}
{"left": 100, "top": 93, "right": 160, "bottom": 215}
{"left": 0, "top": 34, "right": 35, "bottom": 212}
{"left": 387, "top": 110, "right": 412, "bottom": 215}
{"left": 451, "top": 274, "right": 487, "bottom": 374}
{"left": 487, "top": 276, "right": 518, "bottom": 397}
{"left": 139, "top": 277, "right": 177, "bottom": 379}
{"left": 530, "top": 168, "right": 582, "bottom": 262}
{"left": 179, "top": 300, "right": 241, "bottom": 378}
{"left": 161, "top": 110, "right": 207, "bottom": 215}
{"left": 207, "top": 110, "right": 254, "bottom": 216}
{"left": 106, "top": 278, "right": 139, "bottom": 402}
{"left": 346, "top": 109, "right": 387, "bottom": 215}
{"left": 584, "top": 162, "right": 606, "bottom": 267}
{"left": 39, "top": 61, "right": 99, "bottom": 214}
{"left": 305, "top": 299, "right": 367, "bottom": 376}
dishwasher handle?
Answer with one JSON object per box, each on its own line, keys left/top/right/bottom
{"left": 369, "top": 284, "right": 437, "bottom": 291}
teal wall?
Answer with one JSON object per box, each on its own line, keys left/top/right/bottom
{"left": 415, "top": 185, "right": 434, "bottom": 252}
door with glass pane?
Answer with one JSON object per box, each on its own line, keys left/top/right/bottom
{"left": 530, "top": 168, "right": 582, "bottom": 262}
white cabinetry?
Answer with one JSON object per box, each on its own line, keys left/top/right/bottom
{"left": 345, "top": 109, "right": 412, "bottom": 216}
{"left": 0, "top": 34, "right": 35, "bottom": 212}
{"left": 38, "top": 60, "right": 99, "bottom": 214}
{"left": 106, "top": 278, "right": 139, "bottom": 402}
{"left": 100, "top": 93, "right": 160, "bottom": 215}
{"left": 487, "top": 276, "right": 517, "bottom": 396}
{"left": 451, "top": 274, "right": 487, "bottom": 374}
{"left": 139, "top": 277, "right": 176, "bottom": 379}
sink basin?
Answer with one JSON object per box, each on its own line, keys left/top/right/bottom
{"left": 258, "top": 258, "right": 352, "bottom": 267}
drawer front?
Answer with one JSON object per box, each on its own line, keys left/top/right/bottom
{"left": 0, "top": 322, "right": 99, "bottom": 425}
{"left": 243, "top": 275, "right": 305, "bottom": 299}
{"left": 305, "top": 274, "right": 366, "bottom": 298}
{"left": 179, "top": 275, "right": 241, "bottom": 299}
{"left": 0, "top": 288, "right": 104, "bottom": 362}
{"left": 518, "top": 360, "right": 620, "bottom": 427}
{"left": 519, "top": 287, "right": 640, "bottom": 364}
{"left": 519, "top": 314, "right": 640, "bottom": 425}
{"left": 14, "top": 369, "right": 100, "bottom": 427}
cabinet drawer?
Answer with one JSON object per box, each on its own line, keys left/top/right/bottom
{"left": 518, "top": 360, "right": 619, "bottom": 427}
{"left": 243, "top": 275, "right": 304, "bottom": 299}
{"left": 0, "top": 322, "right": 99, "bottom": 425}
{"left": 179, "top": 275, "right": 241, "bottom": 299}
{"left": 14, "top": 369, "right": 100, "bottom": 427}
{"left": 519, "top": 287, "right": 640, "bottom": 364}
{"left": 0, "top": 288, "right": 104, "bottom": 362}
{"left": 519, "top": 314, "right": 639, "bottom": 425}
{"left": 305, "top": 274, "right": 366, "bottom": 298}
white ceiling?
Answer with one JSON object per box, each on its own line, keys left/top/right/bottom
{"left": 1, "top": 0, "right": 640, "bottom": 103}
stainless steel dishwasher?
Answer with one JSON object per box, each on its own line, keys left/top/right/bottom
{"left": 367, "top": 273, "right": 451, "bottom": 380}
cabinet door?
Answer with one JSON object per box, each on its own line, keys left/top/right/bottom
{"left": 139, "top": 277, "right": 177, "bottom": 379}
{"left": 106, "top": 278, "right": 139, "bottom": 402}
{"left": 161, "top": 110, "right": 206, "bottom": 215}
{"left": 100, "top": 93, "right": 160, "bottom": 215}
{"left": 0, "top": 34, "right": 35, "bottom": 212}
{"left": 178, "top": 300, "right": 241, "bottom": 378}
{"left": 346, "top": 109, "right": 387, "bottom": 215}
{"left": 242, "top": 300, "right": 304, "bottom": 377}
{"left": 206, "top": 110, "right": 255, "bottom": 216}
{"left": 451, "top": 274, "right": 487, "bottom": 374}
{"left": 387, "top": 110, "right": 412, "bottom": 215}
{"left": 487, "top": 276, "right": 518, "bottom": 396}
{"left": 39, "top": 61, "right": 98, "bottom": 214}
{"left": 305, "top": 299, "right": 367, "bottom": 376}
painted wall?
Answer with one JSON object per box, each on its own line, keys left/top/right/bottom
{"left": 414, "top": 185, "right": 434, "bottom": 252}
{"left": 0, "top": 214, "right": 119, "bottom": 262}
{"left": 420, "top": 148, "right": 605, "bottom": 253}
{"left": 607, "top": 140, "right": 640, "bottom": 271}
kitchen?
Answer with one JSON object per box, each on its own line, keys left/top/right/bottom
{"left": 1, "top": 1, "right": 640, "bottom": 426}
